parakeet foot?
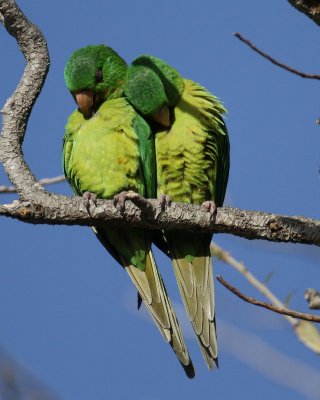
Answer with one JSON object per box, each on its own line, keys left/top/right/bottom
{"left": 202, "top": 200, "right": 217, "bottom": 216}
{"left": 82, "top": 191, "right": 97, "bottom": 213}
{"left": 158, "top": 194, "right": 172, "bottom": 211}
{"left": 113, "top": 190, "right": 151, "bottom": 212}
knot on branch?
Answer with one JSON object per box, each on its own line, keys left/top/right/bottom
{"left": 8, "top": 200, "right": 43, "bottom": 220}
{"left": 268, "top": 219, "right": 282, "bottom": 233}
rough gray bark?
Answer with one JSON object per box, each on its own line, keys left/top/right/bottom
{"left": 0, "top": 0, "right": 320, "bottom": 248}
{"left": 0, "top": 0, "right": 49, "bottom": 202}
{"left": 1, "top": 199, "right": 320, "bottom": 246}
{"left": 288, "top": 0, "right": 320, "bottom": 25}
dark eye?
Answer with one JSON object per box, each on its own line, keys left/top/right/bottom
{"left": 95, "top": 69, "right": 103, "bottom": 83}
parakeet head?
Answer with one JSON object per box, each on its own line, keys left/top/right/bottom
{"left": 64, "top": 45, "right": 128, "bottom": 118}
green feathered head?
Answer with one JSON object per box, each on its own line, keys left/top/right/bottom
{"left": 64, "top": 45, "right": 128, "bottom": 118}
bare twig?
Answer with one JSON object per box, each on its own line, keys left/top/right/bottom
{"left": 211, "top": 243, "right": 296, "bottom": 325}
{"left": 211, "top": 243, "right": 320, "bottom": 354}
{"left": 305, "top": 289, "right": 320, "bottom": 310}
{"left": 0, "top": 175, "right": 65, "bottom": 194}
{"left": 217, "top": 275, "right": 320, "bottom": 322}
{"left": 234, "top": 32, "right": 320, "bottom": 79}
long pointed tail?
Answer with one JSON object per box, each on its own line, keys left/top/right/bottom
{"left": 125, "top": 250, "right": 195, "bottom": 378}
{"left": 167, "top": 233, "right": 218, "bottom": 369}
{"left": 93, "top": 226, "right": 194, "bottom": 377}
{"left": 172, "top": 254, "right": 218, "bottom": 369}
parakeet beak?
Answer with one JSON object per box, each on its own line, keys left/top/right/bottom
{"left": 153, "top": 106, "right": 171, "bottom": 128}
{"left": 75, "top": 90, "right": 94, "bottom": 119}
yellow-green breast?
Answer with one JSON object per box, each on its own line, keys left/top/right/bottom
{"left": 156, "top": 79, "right": 227, "bottom": 204}
{"left": 63, "top": 98, "right": 144, "bottom": 198}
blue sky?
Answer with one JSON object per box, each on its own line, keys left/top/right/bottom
{"left": 0, "top": 1, "right": 319, "bottom": 399}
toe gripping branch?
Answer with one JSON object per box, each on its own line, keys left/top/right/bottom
{"left": 113, "top": 191, "right": 153, "bottom": 214}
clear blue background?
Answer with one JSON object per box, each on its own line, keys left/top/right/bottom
{"left": 0, "top": 1, "right": 319, "bottom": 399}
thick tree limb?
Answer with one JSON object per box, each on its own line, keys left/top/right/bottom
{"left": 234, "top": 32, "right": 320, "bottom": 79}
{"left": 0, "top": 0, "right": 49, "bottom": 201}
{"left": 288, "top": 0, "right": 320, "bottom": 26}
{"left": 217, "top": 275, "right": 320, "bottom": 323}
{"left": 1, "top": 198, "right": 320, "bottom": 245}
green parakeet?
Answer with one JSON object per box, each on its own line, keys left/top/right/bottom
{"left": 122, "top": 55, "right": 230, "bottom": 369}
{"left": 64, "top": 44, "right": 230, "bottom": 371}
{"left": 155, "top": 78, "right": 229, "bottom": 369}
{"left": 63, "top": 46, "right": 195, "bottom": 378}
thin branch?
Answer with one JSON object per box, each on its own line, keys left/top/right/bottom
{"left": 288, "top": 0, "right": 320, "bottom": 26}
{"left": 211, "top": 243, "right": 296, "bottom": 325}
{"left": 234, "top": 32, "right": 320, "bottom": 79}
{"left": 217, "top": 275, "right": 320, "bottom": 322}
{"left": 0, "top": 175, "right": 65, "bottom": 194}
{"left": 211, "top": 243, "right": 320, "bottom": 355}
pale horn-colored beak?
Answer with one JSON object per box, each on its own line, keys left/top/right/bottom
{"left": 75, "top": 91, "right": 94, "bottom": 119}
{"left": 153, "top": 106, "right": 171, "bottom": 128}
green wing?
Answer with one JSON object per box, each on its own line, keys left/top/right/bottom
{"left": 133, "top": 114, "right": 156, "bottom": 199}
{"left": 63, "top": 110, "right": 84, "bottom": 195}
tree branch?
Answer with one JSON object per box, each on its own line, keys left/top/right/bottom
{"left": 217, "top": 275, "right": 320, "bottom": 323}
{"left": 234, "top": 32, "right": 320, "bottom": 79}
{"left": 0, "top": 175, "right": 65, "bottom": 194}
{"left": 288, "top": 0, "right": 320, "bottom": 26}
{"left": 211, "top": 243, "right": 320, "bottom": 355}
{"left": 1, "top": 1, "right": 320, "bottom": 248}
{"left": 1, "top": 198, "right": 320, "bottom": 245}
{"left": 0, "top": 0, "right": 49, "bottom": 201}
{"left": 211, "top": 243, "right": 296, "bottom": 325}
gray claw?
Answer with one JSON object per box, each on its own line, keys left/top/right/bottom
{"left": 113, "top": 192, "right": 127, "bottom": 212}
{"left": 113, "top": 190, "right": 142, "bottom": 212}
{"left": 202, "top": 200, "right": 217, "bottom": 216}
{"left": 83, "top": 191, "right": 97, "bottom": 211}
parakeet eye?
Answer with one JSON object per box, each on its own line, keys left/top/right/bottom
{"left": 95, "top": 69, "right": 103, "bottom": 83}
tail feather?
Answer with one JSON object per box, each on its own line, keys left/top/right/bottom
{"left": 168, "top": 237, "right": 218, "bottom": 369}
{"left": 125, "top": 250, "right": 195, "bottom": 377}
{"left": 93, "top": 226, "right": 194, "bottom": 377}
